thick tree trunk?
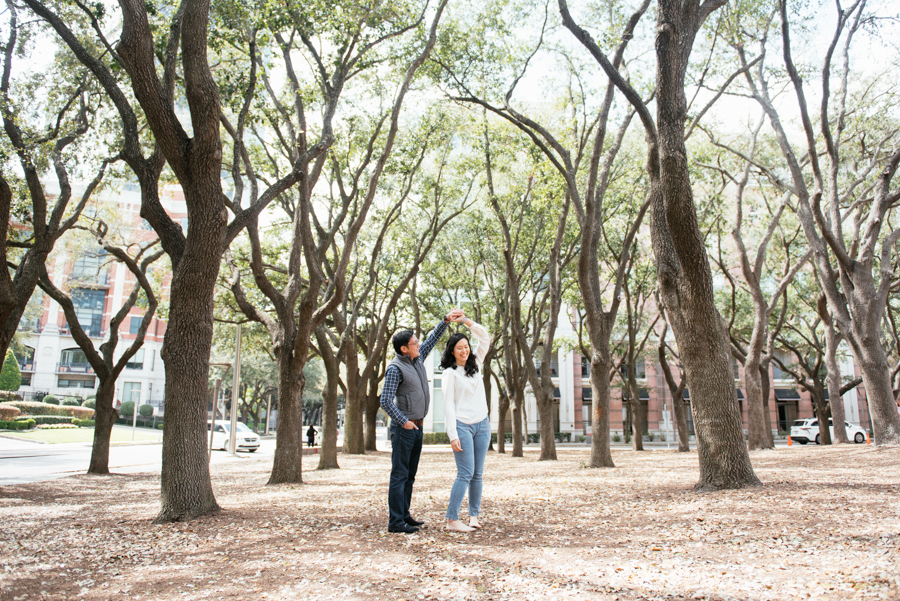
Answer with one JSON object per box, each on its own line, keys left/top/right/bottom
{"left": 650, "top": 0, "right": 760, "bottom": 491}
{"left": 268, "top": 361, "right": 304, "bottom": 484}
{"left": 510, "top": 399, "right": 523, "bottom": 457}
{"left": 743, "top": 350, "right": 772, "bottom": 450}
{"left": 156, "top": 198, "right": 224, "bottom": 521}
{"left": 855, "top": 349, "right": 900, "bottom": 445}
{"left": 342, "top": 351, "right": 365, "bottom": 455}
{"left": 87, "top": 382, "right": 119, "bottom": 474}
{"left": 589, "top": 351, "right": 614, "bottom": 467}
{"left": 809, "top": 385, "right": 832, "bottom": 445}
{"left": 537, "top": 385, "right": 557, "bottom": 460}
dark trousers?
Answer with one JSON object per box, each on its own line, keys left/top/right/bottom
{"left": 388, "top": 422, "right": 423, "bottom": 528}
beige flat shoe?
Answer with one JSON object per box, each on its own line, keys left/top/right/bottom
{"left": 468, "top": 517, "right": 482, "bottom": 529}
{"left": 446, "top": 519, "right": 475, "bottom": 532}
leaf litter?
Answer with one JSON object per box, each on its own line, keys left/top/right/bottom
{"left": 0, "top": 445, "right": 898, "bottom": 600}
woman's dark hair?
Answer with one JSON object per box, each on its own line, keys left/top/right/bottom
{"left": 440, "top": 332, "right": 479, "bottom": 377}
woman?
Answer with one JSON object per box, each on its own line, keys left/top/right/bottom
{"left": 441, "top": 314, "right": 491, "bottom": 532}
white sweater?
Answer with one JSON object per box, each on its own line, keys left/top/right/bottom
{"left": 442, "top": 321, "right": 491, "bottom": 442}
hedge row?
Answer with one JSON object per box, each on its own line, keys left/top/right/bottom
{"left": 4, "top": 401, "right": 94, "bottom": 419}
{"left": 18, "top": 415, "right": 74, "bottom": 425}
{"left": 422, "top": 432, "right": 451, "bottom": 445}
{"left": 0, "top": 419, "right": 34, "bottom": 430}
{"left": 0, "top": 391, "right": 23, "bottom": 402}
{"left": 0, "top": 404, "right": 21, "bottom": 420}
{"left": 72, "top": 419, "right": 95, "bottom": 427}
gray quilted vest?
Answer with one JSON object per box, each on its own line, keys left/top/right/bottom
{"left": 388, "top": 353, "right": 431, "bottom": 421}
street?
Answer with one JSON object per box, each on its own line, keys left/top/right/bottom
{"left": 0, "top": 426, "right": 278, "bottom": 486}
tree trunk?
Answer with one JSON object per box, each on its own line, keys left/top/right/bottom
{"left": 156, "top": 208, "right": 224, "bottom": 521}
{"left": 824, "top": 320, "right": 849, "bottom": 443}
{"left": 87, "top": 382, "right": 119, "bottom": 474}
{"left": 759, "top": 362, "right": 774, "bottom": 445}
{"left": 496, "top": 393, "right": 508, "bottom": 454}
{"left": 364, "top": 378, "right": 380, "bottom": 452}
{"left": 589, "top": 350, "right": 615, "bottom": 467}
{"left": 855, "top": 348, "right": 900, "bottom": 445}
{"left": 537, "top": 385, "right": 557, "bottom": 460}
{"left": 673, "top": 398, "right": 690, "bottom": 452}
{"left": 810, "top": 384, "right": 832, "bottom": 445}
{"left": 268, "top": 360, "right": 305, "bottom": 484}
{"left": 315, "top": 326, "right": 340, "bottom": 469}
{"left": 650, "top": 0, "right": 760, "bottom": 490}
{"left": 510, "top": 398, "right": 523, "bottom": 457}
{"left": 743, "top": 351, "right": 771, "bottom": 450}
{"left": 627, "top": 374, "right": 644, "bottom": 451}
{"left": 342, "top": 350, "right": 365, "bottom": 455}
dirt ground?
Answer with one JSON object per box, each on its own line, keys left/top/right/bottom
{"left": 1, "top": 445, "right": 898, "bottom": 601}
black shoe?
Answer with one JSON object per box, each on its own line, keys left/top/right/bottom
{"left": 388, "top": 523, "right": 419, "bottom": 534}
{"left": 405, "top": 517, "right": 425, "bottom": 527}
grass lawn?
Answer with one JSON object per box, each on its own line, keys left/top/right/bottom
{"left": 0, "top": 426, "right": 161, "bottom": 444}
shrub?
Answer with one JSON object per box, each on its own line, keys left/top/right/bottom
{"left": 554, "top": 432, "right": 571, "bottom": 443}
{"left": 120, "top": 400, "right": 135, "bottom": 417}
{"left": 156, "top": 423, "right": 164, "bottom": 430}
{"left": 0, "top": 349, "right": 22, "bottom": 391}
{"left": 0, "top": 390, "right": 23, "bottom": 402}
{"left": 490, "top": 433, "right": 513, "bottom": 444}
{"left": 72, "top": 419, "right": 95, "bottom": 427}
{"left": 5, "top": 401, "right": 93, "bottom": 419}
{"left": 138, "top": 404, "right": 154, "bottom": 417}
{"left": 21, "top": 415, "right": 75, "bottom": 425}
{"left": 578, "top": 435, "right": 586, "bottom": 443}
{"left": 612, "top": 432, "right": 621, "bottom": 442}
{"left": 42, "top": 394, "right": 59, "bottom": 405}
{"left": 2, "top": 419, "right": 31, "bottom": 430}
{"left": 82, "top": 399, "right": 96, "bottom": 409}
{"left": 0, "top": 420, "right": 6, "bottom": 429}
{"left": 61, "top": 397, "right": 82, "bottom": 406}
{"left": 527, "top": 433, "right": 540, "bottom": 444}
{"left": 422, "top": 432, "right": 450, "bottom": 445}
{"left": 0, "top": 404, "right": 21, "bottom": 420}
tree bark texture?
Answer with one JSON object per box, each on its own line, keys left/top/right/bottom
{"left": 823, "top": 319, "right": 849, "bottom": 443}
{"left": 650, "top": 0, "right": 760, "bottom": 489}
{"left": 88, "top": 382, "right": 119, "bottom": 474}
{"left": 315, "top": 326, "right": 340, "bottom": 470}
{"left": 269, "top": 359, "right": 305, "bottom": 484}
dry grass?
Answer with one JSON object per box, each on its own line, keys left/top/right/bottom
{"left": 1, "top": 445, "right": 898, "bottom": 600}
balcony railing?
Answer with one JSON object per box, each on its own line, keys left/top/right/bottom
{"left": 17, "top": 361, "right": 35, "bottom": 372}
{"left": 534, "top": 361, "right": 559, "bottom": 377}
{"left": 56, "top": 362, "right": 95, "bottom": 374}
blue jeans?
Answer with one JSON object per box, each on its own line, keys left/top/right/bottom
{"left": 446, "top": 417, "right": 490, "bottom": 520}
{"left": 388, "top": 422, "right": 423, "bottom": 528}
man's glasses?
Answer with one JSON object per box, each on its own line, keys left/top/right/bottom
{"left": 404, "top": 339, "right": 420, "bottom": 347}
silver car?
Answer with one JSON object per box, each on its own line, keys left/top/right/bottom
{"left": 210, "top": 420, "right": 261, "bottom": 452}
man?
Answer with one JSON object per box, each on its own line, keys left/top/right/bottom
{"left": 380, "top": 309, "right": 463, "bottom": 533}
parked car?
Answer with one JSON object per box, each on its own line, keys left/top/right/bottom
{"left": 209, "top": 420, "right": 260, "bottom": 452}
{"left": 790, "top": 418, "right": 867, "bottom": 444}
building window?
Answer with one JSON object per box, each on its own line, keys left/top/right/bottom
{"left": 21, "top": 374, "right": 32, "bottom": 386}
{"left": 130, "top": 316, "right": 143, "bottom": 335}
{"left": 71, "top": 250, "right": 108, "bottom": 286}
{"left": 122, "top": 381, "right": 142, "bottom": 405}
{"left": 581, "top": 357, "right": 590, "bottom": 377}
{"left": 70, "top": 289, "right": 106, "bottom": 337}
{"left": 126, "top": 348, "right": 145, "bottom": 370}
{"left": 18, "top": 346, "right": 35, "bottom": 371}
{"left": 60, "top": 347, "right": 91, "bottom": 372}
{"left": 58, "top": 376, "right": 96, "bottom": 388}
{"left": 582, "top": 387, "right": 592, "bottom": 400}
{"left": 553, "top": 387, "right": 561, "bottom": 400}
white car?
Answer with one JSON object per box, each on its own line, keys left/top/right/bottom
{"left": 790, "top": 418, "right": 867, "bottom": 444}
{"left": 210, "top": 420, "right": 261, "bottom": 452}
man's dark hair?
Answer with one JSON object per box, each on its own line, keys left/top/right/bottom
{"left": 392, "top": 329, "right": 415, "bottom": 355}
